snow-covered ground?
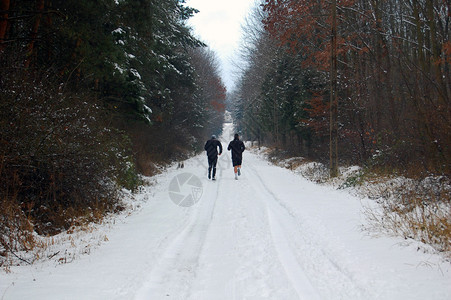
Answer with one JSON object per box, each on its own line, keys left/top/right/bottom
{"left": 1, "top": 123, "right": 450, "bottom": 299}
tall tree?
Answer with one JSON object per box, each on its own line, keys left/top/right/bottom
{"left": 329, "top": 0, "right": 338, "bottom": 177}
{"left": 0, "top": 0, "right": 10, "bottom": 49}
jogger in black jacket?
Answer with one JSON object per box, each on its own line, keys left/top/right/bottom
{"left": 204, "top": 135, "right": 222, "bottom": 180}
{"left": 227, "top": 133, "right": 245, "bottom": 180}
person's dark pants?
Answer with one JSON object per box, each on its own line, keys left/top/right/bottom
{"left": 208, "top": 156, "right": 218, "bottom": 178}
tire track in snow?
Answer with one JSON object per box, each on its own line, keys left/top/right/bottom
{"left": 134, "top": 177, "right": 220, "bottom": 300}
{"left": 246, "top": 160, "right": 376, "bottom": 299}
{"left": 245, "top": 163, "right": 321, "bottom": 300}
{"left": 188, "top": 173, "right": 300, "bottom": 299}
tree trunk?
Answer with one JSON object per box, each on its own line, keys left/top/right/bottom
{"left": 330, "top": 0, "right": 339, "bottom": 177}
{"left": 24, "top": 0, "right": 45, "bottom": 68}
{"left": 0, "top": 0, "right": 10, "bottom": 50}
{"left": 427, "top": 0, "right": 449, "bottom": 106}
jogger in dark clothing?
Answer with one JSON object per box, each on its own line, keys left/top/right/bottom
{"left": 227, "top": 133, "right": 245, "bottom": 180}
{"left": 204, "top": 135, "right": 222, "bottom": 180}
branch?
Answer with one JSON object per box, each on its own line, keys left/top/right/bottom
{"left": 3, "top": 243, "right": 32, "bottom": 265}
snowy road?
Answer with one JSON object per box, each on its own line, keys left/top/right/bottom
{"left": 1, "top": 123, "right": 450, "bottom": 300}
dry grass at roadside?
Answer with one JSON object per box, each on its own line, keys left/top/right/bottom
{"left": 362, "top": 179, "right": 450, "bottom": 257}
{"left": 1, "top": 177, "right": 156, "bottom": 270}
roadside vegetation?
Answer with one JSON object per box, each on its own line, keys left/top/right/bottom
{"left": 260, "top": 147, "right": 450, "bottom": 258}
{"left": 0, "top": 0, "right": 225, "bottom": 267}
{"left": 230, "top": 1, "right": 451, "bottom": 258}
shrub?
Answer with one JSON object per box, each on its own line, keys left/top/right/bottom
{"left": 363, "top": 177, "right": 451, "bottom": 256}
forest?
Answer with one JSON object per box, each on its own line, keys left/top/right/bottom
{"left": 0, "top": 0, "right": 225, "bottom": 259}
{"left": 233, "top": 0, "right": 451, "bottom": 178}
{"left": 1, "top": 0, "right": 450, "bottom": 264}
{"left": 230, "top": 0, "right": 450, "bottom": 252}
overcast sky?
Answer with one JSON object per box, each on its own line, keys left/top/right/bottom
{"left": 185, "top": 0, "right": 255, "bottom": 92}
